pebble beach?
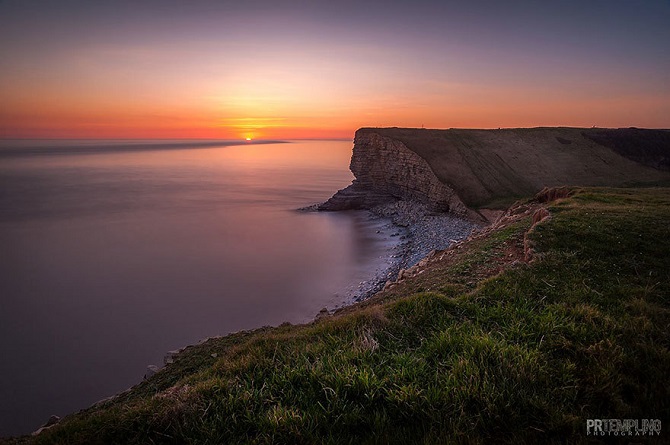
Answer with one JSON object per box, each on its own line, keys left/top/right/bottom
{"left": 336, "top": 201, "right": 480, "bottom": 305}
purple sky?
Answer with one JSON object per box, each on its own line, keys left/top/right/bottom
{"left": 1, "top": 0, "right": 668, "bottom": 138}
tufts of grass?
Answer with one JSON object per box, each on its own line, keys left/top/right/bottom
{"left": 9, "top": 187, "right": 670, "bottom": 444}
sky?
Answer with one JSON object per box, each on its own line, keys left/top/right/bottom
{"left": 0, "top": 0, "right": 669, "bottom": 139}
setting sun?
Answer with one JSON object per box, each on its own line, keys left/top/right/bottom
{"left": 1, "top": 1, "right": 668, "bottom": 140}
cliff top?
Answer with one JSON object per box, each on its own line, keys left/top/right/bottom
{"left": 357, "top": 127, "right": 670, "bottom": 208}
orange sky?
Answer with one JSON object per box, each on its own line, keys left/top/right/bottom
{"left": 1, "top": 1, "right": 669, "bottom": 139}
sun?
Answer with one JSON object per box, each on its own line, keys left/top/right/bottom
{"left": 245, "top": 137, "right": 252, "bottom": 141}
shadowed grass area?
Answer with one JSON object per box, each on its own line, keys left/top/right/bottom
{"left": 6, "top": 187, "right": 669, "bottom": 444}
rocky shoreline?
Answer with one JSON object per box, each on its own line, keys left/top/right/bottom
{"left": 331, "top": 200, "right": 480, "bottom": 306}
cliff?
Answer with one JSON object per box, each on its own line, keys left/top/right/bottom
{"left": 320, "top": 130, "right": 472, "bottom": 216}
{"left": 320, "top": 127, "right": 670, "bottom": 217}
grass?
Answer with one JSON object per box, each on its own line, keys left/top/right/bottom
{"left": 6, "top": 187, "right": 670, "bottom": 444}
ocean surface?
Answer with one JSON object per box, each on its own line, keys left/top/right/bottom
{"left": 0, "top": 139, "right": 400, "bottom": 437}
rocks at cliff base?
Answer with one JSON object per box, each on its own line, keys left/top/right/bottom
{"left": 371, "top": 200, "right": 479, "bottom": 268}
{"left": 315, "top": 127, "right": 481, "bottom": 303}
{"left": 337, "top": 200, "right": 479, "bottom": 304}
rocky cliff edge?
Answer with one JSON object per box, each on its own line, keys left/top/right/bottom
{"left": 320, "top": 127, "right": 670, "bottom": 220}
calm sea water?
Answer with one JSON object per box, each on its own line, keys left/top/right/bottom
{"left": 0, "top": 139, "right": 398, "bottom": 437}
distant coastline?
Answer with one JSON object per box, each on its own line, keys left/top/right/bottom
{"left": 0, "top": 139, "right": 288, "bottom": 157}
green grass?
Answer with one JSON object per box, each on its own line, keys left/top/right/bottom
{"left": 8, "top": 187, "right": 670, "bottom": 444}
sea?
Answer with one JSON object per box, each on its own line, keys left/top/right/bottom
{"left": 0, "top": 139, "right": 401, "bottom": 437}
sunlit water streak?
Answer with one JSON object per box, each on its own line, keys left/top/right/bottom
{"left": 0, "top": 140, "right": 399, "bottom": 436}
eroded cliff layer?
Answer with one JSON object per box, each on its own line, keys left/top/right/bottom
{"left": 320, "top": 127, "right": 670, "bottom": 215}
{"left": 320, "top": 131, "right": 471, "bottom": 215}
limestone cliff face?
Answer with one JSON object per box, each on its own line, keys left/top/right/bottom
{"left": 321, "top": 127, "right": 670, "bottom": 217}
{"left": 320, "top": 130, "right": 469, "bottom": 216}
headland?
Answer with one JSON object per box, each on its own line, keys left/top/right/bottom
{"left": 321, "top": 127, "right": 670, "bottom": 218}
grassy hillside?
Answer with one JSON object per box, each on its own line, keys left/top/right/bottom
{"left": 368, "top": 128, "right": 670, "bottom": 209}
{"left": 8, "top": 187, "right": 669, "bottom": 444}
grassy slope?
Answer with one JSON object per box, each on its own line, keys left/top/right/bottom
{"left": 10, "top": 187, "right": 670, "bottom": 444}
{"left": 367, "top": 128, "right": 670, "bottom": 208}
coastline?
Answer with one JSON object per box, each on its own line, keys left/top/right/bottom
{"left": 57, "top": 202, "right": 477, "bottom": 436}
{"left": 133, "top": 203, "right": 478, "bottom": 396}
{"left": 144, "top": 203, "right": 477, "bottom": 359}
{"left": 325, "top": 200, "right": 480, "bottom": 308}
